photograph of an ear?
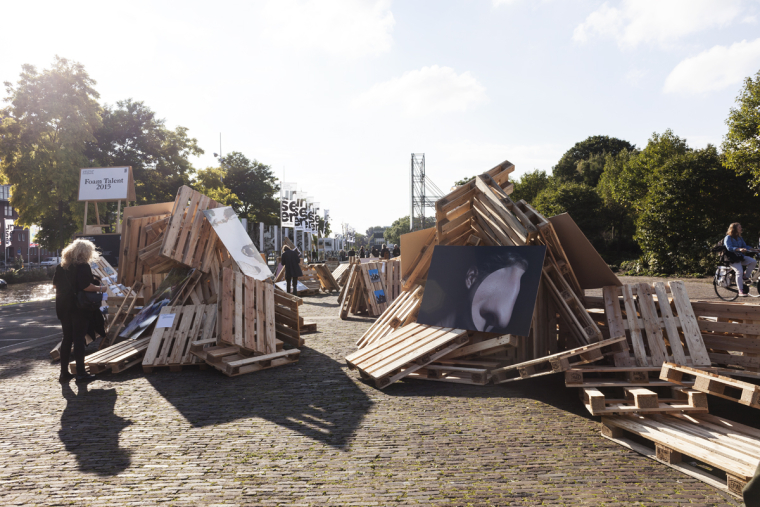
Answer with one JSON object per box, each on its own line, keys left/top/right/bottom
{"left": 417, "top": 245, "right": 546, "bottom": 336}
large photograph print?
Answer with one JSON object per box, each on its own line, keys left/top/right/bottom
{"left": 417, "top": 245, "right": 546, "bottom": 336}
{"left": 202, "top": 207, "right": 272, "bottom": 281}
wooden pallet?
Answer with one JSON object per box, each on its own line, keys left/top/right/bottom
{"left": 661, "top": 362, "right": 760, "bottom": 409}
{"left": 382, "top": 259, "right": 401, "bottom": 303}
{"left": 332, "top": 263, "right": 350, "bottom": 286}
{"left": 355, "top": 285, "right": 424, "bottom": 348}
{"left": 117, "top": 214, "right": 170, "bottom": 286}
{"left": 581, "top": 386, "right": 708, "bottom": 416}
{"left": 190, "top": 339, "right": 299, "bottom": 377}
{"left": 70, "top": 337, "right": 151, "bottom": 374}
{"left": 357, "top": 262, "right": 389, "bottom": 317}
{"left": 218, "top": 267, "right": 276, "bottom": 354}
{"left": 274, "top": 288, "right": 305, "bottom": 347}
{"left": 142, "top": 273, "right": 168, "bottom": 303}
{"left": 491, "top": 336, "right": 626, "bottom": 383}
{"left": 691, "top": 301, "right": 760, "bottom": 371}
{"left": 601, "top": 413, "right": 760, "bottom": 498}
{"left": 405, "top": 364, "right": 490, "bottom": 385}
{"left": 159, "top": 185, "right": 221, "bottom": 272}
{"left": 142, "top": 304, "right": 216, "bottom": 372}
{"left": 312, "top": 263, "right": 340, "bottom": 292}
{"left": 565, "top": 366, "right": 695, "bottom": 388}
{"left": 102, "top": 282, "right": 142, "bottom": 349}
{"left": 346, "top": 323, "right": 471, "bottom": 389}
{"left": 603, "top": 281, "right": 711, "bottom": 367}
{"left": 543, "top": 258, "right": 603, "bottom": 346}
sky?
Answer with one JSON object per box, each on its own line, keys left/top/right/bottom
{"left": 3, "top": 0, "right": 760, "bottom": 234}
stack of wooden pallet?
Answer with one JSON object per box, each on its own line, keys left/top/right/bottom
{"left": 63, "top": 186, "right": 301, "bottom": 378}
{"left": 346, "top": 160, "right": 617, "bottom": 388}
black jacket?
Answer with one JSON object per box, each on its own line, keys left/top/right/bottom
{"left": 282, "top": 250, "right": 303, "bottom": 278}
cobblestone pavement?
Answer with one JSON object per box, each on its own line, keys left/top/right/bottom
{"left": 0, "top": 285, "right": 749, "bottom": 506}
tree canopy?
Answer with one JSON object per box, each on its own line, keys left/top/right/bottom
{"left": 0, "top": 57, "right": 101, "bottom": 250}
{"left": 553, "top": 135, "right": 635, "bottom": 184}
{"left": 220, "top": 152, "right": 280, "bottom": 224}
{"left": 723, "top": 69, "right": 760, "bottom": 189}
{"left": 509, "top": 169, "right": 551, "bottom": 204}
{"left": 86, "top": 99, "right": 203, "bottom": 205}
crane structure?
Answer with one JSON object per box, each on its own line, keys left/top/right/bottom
{"left": 409, "top": 153, "right": 445, "bottom": 232}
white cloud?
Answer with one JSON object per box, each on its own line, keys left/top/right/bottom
{"left": 624, "top": 67, "right": 649, "bottom": 86}
{"left": 261, "top": 0, "right": 394, "bottom": 59}
{"left": 573, "top": 0, "right": 743, "bottom": 49}
{"left": 353, "top": 65, "right": 487, "bottom": 115}
{"left": 492, "top": 0, "right": 520, "bottom": 6}
{"left": 664, "top": 38, "right": 760, "bottom": 94}
{"left": 435, "top": 140, "right": 564, "bottom": 177}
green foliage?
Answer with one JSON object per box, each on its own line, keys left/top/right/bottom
{"left": 86, "top": 99, "right": 203, "bottom": 205}
{"left": 533, "top": 181, "right": 604, "bottom": 244}
{"left": 384, "top": 216, "right": 410, "bottom": 246}
{"left": 454, "top": 175, "right": 477, "bottom": 187}
{"left": 219, "top": 152, "right": 280, "bottom": 224}
{"left": 553, "top": 135, "right": 635, "bottom": 184}
{"left": 0, "top": 266, "right": 55, "bottom": 284}
{"left": 0, "top": 57, "right": 101, "bottom": 250}
{"left": 192, "top": 166, "right": 242, "bottom": 208}
{"left": 509, "top": 170, "right": 551, "bottom": 204}
{"left": 723, "top": 69, "right": 760, "bottom": 189}
{"left": 635, "top": 146, "right": 760, "bottom": 275}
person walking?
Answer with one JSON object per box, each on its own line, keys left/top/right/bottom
{"left": 281, "top": 245, "right": 303, "bottom": 296}
{"left": 359, "top": 246, "right": 365, "bottom": 259}
{"left": 380, "top": 243, "right": 390, "bottom": 260}
{"left": 53, "top": 239, "right": 105, "bottom": 383}
{"left": 371, "top": 245, "right": 379, "bottom": 258}
{"left": 392, "top": 244, "right": 400, "bottom": 258}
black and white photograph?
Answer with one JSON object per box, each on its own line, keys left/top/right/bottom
{"left": 417, "top": 245, "right": 545, "bottom": 336}
{"left": 374, "top": 289, "right": 386, "bottom": 305}
{"left": 368, "top": 268, "right": 380, "bottom": 282}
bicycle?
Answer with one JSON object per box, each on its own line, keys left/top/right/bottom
{"left": 713, "top": 251, "right": 760, "bottom": 301}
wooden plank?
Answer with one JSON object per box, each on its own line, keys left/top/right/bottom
{"left": 668, "top": 281, "right": 711, "bottom": 366}
{"left": 603, "top": 285, "right": 634, "bottom": 367}
{"left": 622, "top": 284, "right": 649, "bottom": 366}
{"left": 652, "top": 282, "right": 688, "bottom": 365}
{"left": 637, "top": 283, "right": 669, "bottom": 365}
{"left": 661, "top": 362, "right": 760, "bottom": 409}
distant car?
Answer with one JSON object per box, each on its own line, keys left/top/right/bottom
{"left": 40, "top": 257, "right": 61, "bottom": 267}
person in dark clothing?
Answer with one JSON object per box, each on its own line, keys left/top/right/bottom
{"left": 53, "top": 239, "right": 105, "bottom": 383}
{"left": 359, "top": 247, "right": 365, "bottom": 259}
{"left": 392, "top": 244, "right": 400, "bottom": 258}
{"left": 371, "top": 246, "right": 379, "bottom": 258}
{"left": 380, "top": 243, "right": 390, "bottom": 260}
{"left": 281, "top": 245, "right": 303, "bottom": 296}
{"left": 348, "top": 248, "right": 355, "bottom": 258}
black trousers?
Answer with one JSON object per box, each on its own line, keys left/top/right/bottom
{"left": 286, "top": 276, "right": 298, "bottom": 295}
{"left": 59, "top": 313, "right": 89, "bottom": 375}
{"left": 745, "top": 463, "right": 760, "bottom": 507}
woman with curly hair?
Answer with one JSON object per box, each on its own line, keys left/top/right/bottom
{"left": 53, "top": 239, "right": 106, "bottom": 382}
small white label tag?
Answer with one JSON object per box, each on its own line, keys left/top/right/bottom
{"left": 156, "top": 313, "right": 176, "bottom": 328}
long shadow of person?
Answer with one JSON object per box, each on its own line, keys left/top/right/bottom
{"left": 59, "top": 383, "right": 132, "bottom": 476}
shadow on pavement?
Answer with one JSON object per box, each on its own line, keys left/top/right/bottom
{"left": 376, "top": 373, "right": 595, "bottom": 420}
{"left": 59, "top": 383, "right": 132, "bottom": 476}
{"left": 146, "top": 346, "right": 373, "bottom": 450}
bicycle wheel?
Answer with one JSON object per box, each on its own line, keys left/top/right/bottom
{"left": 714, "top": 270, "right": 739, "bottom": 301}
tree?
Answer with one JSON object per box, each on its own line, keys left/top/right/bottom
{"left": 384, "top": 216, "right": 410, "bottom": 246}
{"left": 86, "top": 99, "right": 203, "bottom": 205}
{"left": 192, "top": 166, "right": 242, "bottom": 208}
{"left": 635, "top": 146, "right": 760, "bottom": 274}
{"left": 553, "top": 135, "right": 635, "bottom": 183}
{"left": 723, "top": 69, "right": 760, "bottom": 189}
{"left": 221, "top": 152, "right": 280, "bottom": 224}
{"left": 510, "top": 170, "right": 551, "bottom": 205}
{"left": 533, "top": 181, "right": 604, "bottom": 245}
{"left": 0, "top": 57, "right": 102, "bottom": 250}
{"left": 454, "top": 175, "right": 477, "bottom": 187}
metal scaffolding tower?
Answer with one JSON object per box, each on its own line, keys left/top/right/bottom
{"left": 410, "top": 153, "right": 444, "bottom": 232}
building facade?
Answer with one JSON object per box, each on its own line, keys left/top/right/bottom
{"left": 0, "top": 184, "right": 51, "bottom": 264}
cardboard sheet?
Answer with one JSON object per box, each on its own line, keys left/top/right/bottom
{"left": 400, "top": 227, "right": 435, "bottom": 279}
{"left": 121, "top": 201, "right": 174, "bottom": 221}
{"left": 548, "top": 213, "right": 621, "bottom": 289}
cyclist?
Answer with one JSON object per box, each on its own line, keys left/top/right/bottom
{"left": 724, "top": 222, "right": 758, "bottom": 296}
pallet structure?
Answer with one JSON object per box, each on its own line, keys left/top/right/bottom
{"left": 70, "top": 337, "right": 151, "bottom": 375}
{"left": 312, "top": 263, "right": 340, "bottom": 292}
{"left": 691, "top": 301, "right": 760, "bottom": 371}
{"left": 332, "top": 262, "right": 350, "bottom": 286}
{"left": 218, "top": 267, "right": 276, "bottom": 355}
{"left": 661, "top": 362, "right": 760, "bottom": 409}
{"left": 190, "top": 340, "right": 299, "bottom": 377}
{"left": 581, "top": 385, "right": 708, "bottom": 416}
{"left": 601, "top": 413, "right": 760, "bottom": 498}
{"left": 346, "top": 323, "right": 470, "bottom": 389}
{"left": 142, "top": 305, "right": 216, "bottom": 372}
